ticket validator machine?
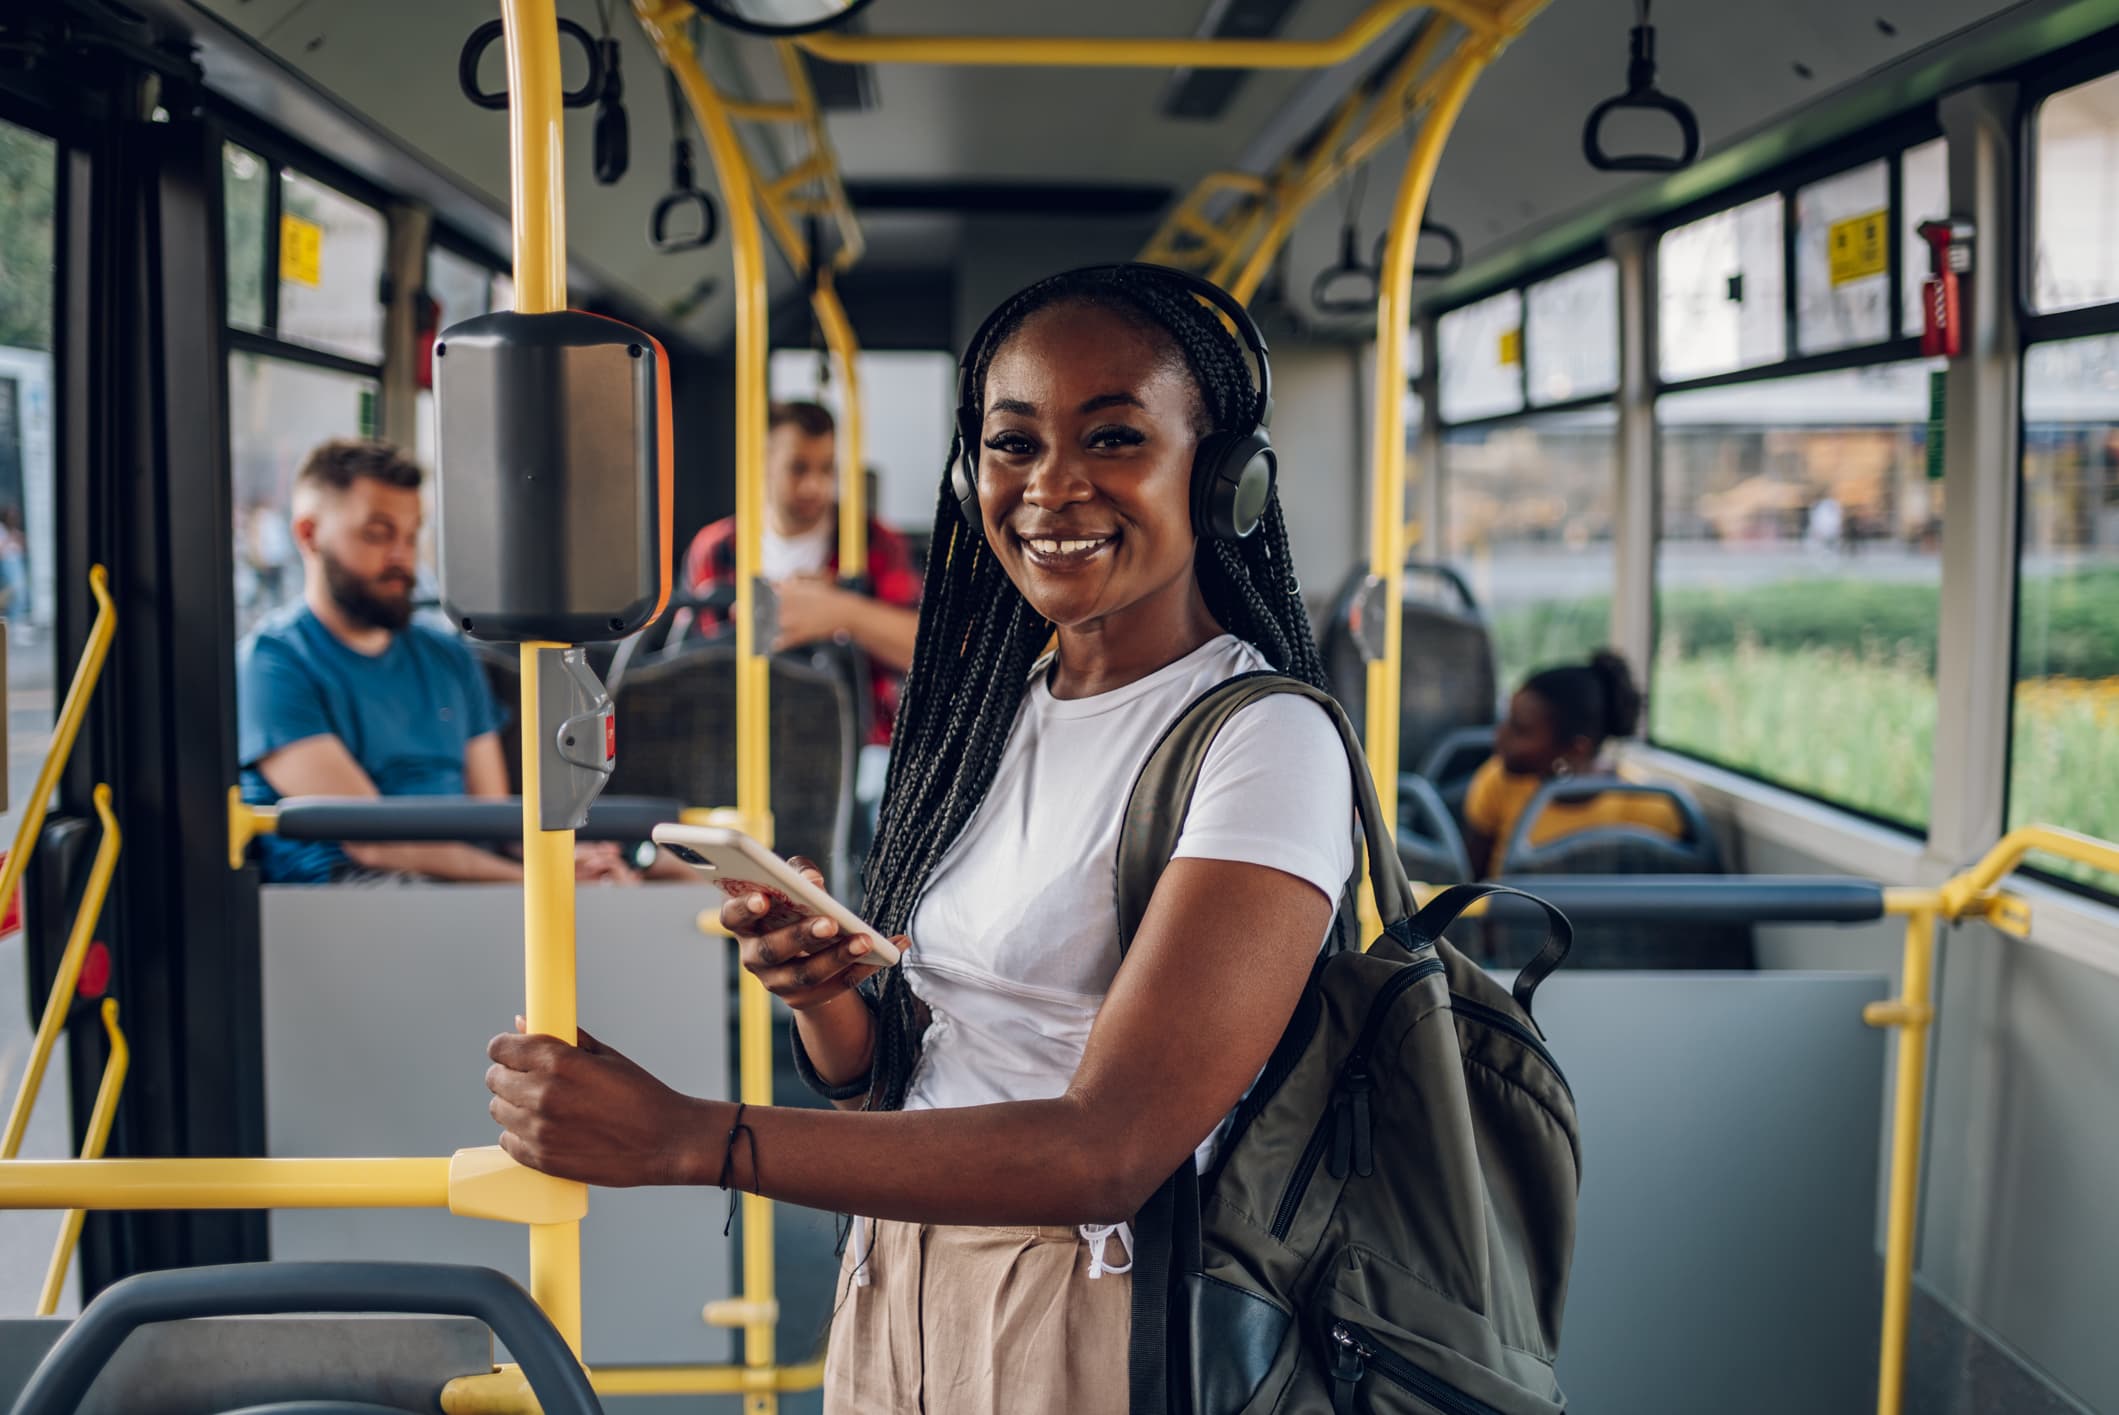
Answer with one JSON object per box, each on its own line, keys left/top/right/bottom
{"left": 433, "top": 310, "right": 674, "bottom": 826}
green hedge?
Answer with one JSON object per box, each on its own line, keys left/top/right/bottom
{"left": 1487, "top": 568, "right": 2119, "bottom": 684}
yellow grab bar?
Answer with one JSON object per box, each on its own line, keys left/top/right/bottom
{"left": 38, "top": 998, "right": 129, "bottom": 1315}
{"left": 796, "top": 0, "right": 1504, "bottom": 68}
{"left": 0, "top": 565, "right": 115, "bottom": 946}
{"left": 444, "top": 1359, "right": 825, "bottom": 1411}
{"left": 0, "top": 1156, "right": 452, "bottom": 1209}
{"left": 1937, "top": 825, "right": 2119, "bottom": 919}
{"left": 814, "top": 268, "right": 869, "bottom": 581}
{"left": 2, "top": 783, "right": 121, "bottom": 1160}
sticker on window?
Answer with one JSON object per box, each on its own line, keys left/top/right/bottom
{"left": 1828, "top": 210, "right": 1888, "bottom": 287}
{"left": 281, "top": 214, "right": 323, "bottom": 288}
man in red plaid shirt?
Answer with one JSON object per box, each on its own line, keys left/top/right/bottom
{"left": 681, "top": 400, "right": 922, "bottom": 745}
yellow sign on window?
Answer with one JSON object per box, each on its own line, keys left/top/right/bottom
{"left": 1498, "top": 328, "right": 1522, "bottom": 367}
{"left": 1827, "top": 210, "right": 1888, "bottom": 287}
{"left": 280, "top": 214, "right": 323, "bottom": 288}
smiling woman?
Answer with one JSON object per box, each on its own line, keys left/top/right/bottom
{"left": 485, "top": 264, "right": 1355, "bottom": 1415}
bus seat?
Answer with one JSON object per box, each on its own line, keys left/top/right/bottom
{"left": 1397, "top": 772, "right": 1474, "bottom": 885}
{"left": 606, "top": 643, "right": 857, "bottom": 888}
{"left": 1497, "top": 777, "right": 1721, "bottom": 876}
{"left": 1416, "top": 723, "right": 1497, "bottom": 834}
{"left": 1321, "top": 562, "right": 1499, "bottom": 770}
{"left": 1488, "top": 778, "right": 1753, "bottom": 970}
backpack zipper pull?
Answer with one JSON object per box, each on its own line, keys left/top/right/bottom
{"left": 1329, "top": 1322, "right": 1369, "bottom": 1415}
{"left": 1347, "top": 1066, "right": 1374, "bottom": 1178}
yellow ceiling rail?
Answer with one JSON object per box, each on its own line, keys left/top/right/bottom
{"left": 1142, "top": 14, "right": 1462, "bottom": 302}
{"left": 795, "top": 0, "right": 1507, "bottom": 68}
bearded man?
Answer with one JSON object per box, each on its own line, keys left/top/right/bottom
{"left": 237, "top": 438, "right": 635, "bottom": 885}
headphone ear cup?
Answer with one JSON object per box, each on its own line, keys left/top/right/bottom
{"left": 1192, "top": 431, "right": 1277, "bottom": 541}
{"left": 950, "top": 406, "right": 983, "bottom": 529}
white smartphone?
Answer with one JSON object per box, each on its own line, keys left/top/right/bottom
{"left": 650, "top": 823, "right": 901, "bottom": 967}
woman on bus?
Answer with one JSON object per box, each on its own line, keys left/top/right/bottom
{"left": 484, "top": 264, "right": 1354, "bottom": 1412}
{"left": 1462, "top": 649, "right": 1682, "bottom": 876}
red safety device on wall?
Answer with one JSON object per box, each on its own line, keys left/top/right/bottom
{"left": 1918, "top": 219, "right": 1975, "bottom": 360}
{"left": 414, "top": 291, "right": 442, "bottom": 391}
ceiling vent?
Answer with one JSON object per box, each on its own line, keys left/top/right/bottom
{"left": 1160, "top": 0, "right": 1305, "bottom": 121}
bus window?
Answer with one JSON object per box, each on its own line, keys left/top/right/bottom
{"left": 229, "top": 354, "right": 378, "bottom": 637}
{"left": 1658, "top": 194, "right": 1786, "bottom": 383}
{"left": 0, "top": 117, "right": 55, "bottom": 839}
{"left": 1526, "top": 259, "right": 1618, "bottom": 407}
{"left": 224, "top": 145, "right": 270, "bottom": 333}
{"left": 1653, "top": 361, "right": 1942, "bottom": 828}
{"left": 1444, "top": 408, "right": 1617, "bottom": 689}
{"left": 1795, "top": 159, "right": 1890, "bottom": 356}
{"left": 2015, "top": 336, "right": 2119, "bottom": 894}
{"left": 1438, "top": 289, "right": 1524, "bottom": 424}
{"left": 2033, "top": 71, "right": 2119, "bottom": 314}
{"left": 1899, "top": 138, "right": 1947, "bottom": 339}
{"left": 277, "top": 172, "right": 387, "bottom": 366}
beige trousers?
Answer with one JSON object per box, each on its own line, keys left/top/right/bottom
{"left": 822, "top": 1220, "right": 1132, "bottom": 1415}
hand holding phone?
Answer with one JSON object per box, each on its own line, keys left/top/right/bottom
{"left": 651, "top": 824, "right": 902, "bottom": 968}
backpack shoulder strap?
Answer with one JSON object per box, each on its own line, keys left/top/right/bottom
{"left": 1115, "top": 670, "right": 1414, "bottom": 951}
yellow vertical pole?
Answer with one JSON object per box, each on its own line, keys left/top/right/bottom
{"left": 498, "top": 0, "right": 585, "bottom": 1358}
{"left": 1871, "top": 909, "right": 1939, "bottom": 1415}
{"left": 1361, "top": 45, "right": 1487, "bottom": 937}
{"left": 816, "top": 271, "right": 868, "bottom": 580}
{"left": 633, "top": 10, "right": 779, "bottom": 1406}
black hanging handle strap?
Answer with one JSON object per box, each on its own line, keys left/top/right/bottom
{"left": 458, "top": 18, "right": 603, "bottom": 111}
{"left": 1582, "top": 22, "right": 1700, "bottom": 173}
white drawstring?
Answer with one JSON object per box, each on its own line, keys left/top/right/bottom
{"left": 850, "top": 1214, "right": 876, "bottom": 1288}
{"left": 1079, "top": 1222, "right": 1134, "bottom": 1279}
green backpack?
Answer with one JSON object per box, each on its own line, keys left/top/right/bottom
{"left": 1117, "top": 672, "right": 1582, "bottom": 1415}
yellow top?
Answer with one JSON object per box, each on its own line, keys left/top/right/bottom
{"left": 1464, "top": 757, "right": 1685, "bottom": 876}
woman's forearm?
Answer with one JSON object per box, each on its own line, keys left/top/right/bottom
{"left": 679, "top": 1092, "right": 1153, "bottom": 1226}
{"left": 793, "top": 991, "right": 877, "bottom": 1110}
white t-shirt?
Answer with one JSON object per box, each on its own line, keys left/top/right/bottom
{"left": 762, "top": 519, "right": 833, "bottom": 581}
{"left": 900, "top": 635, "right": 1356, "bottom": 1150}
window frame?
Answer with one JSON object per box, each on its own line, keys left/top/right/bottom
{"left": 1650, "top": 114, "right": 1942, "bottom": 397}
{"left": 216, "top": 115, "right": 394, "bottom": 386}
{"left": 1640, "top": 112, "right": 1951, "bottom": 837}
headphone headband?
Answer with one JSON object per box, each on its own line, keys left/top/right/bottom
{"left": 953, "top": 263, "right": 1272, "bottom": 435}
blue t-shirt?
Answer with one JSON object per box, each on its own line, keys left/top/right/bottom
{"left": 238, "top": 603, "right": 503, "bottom": 883}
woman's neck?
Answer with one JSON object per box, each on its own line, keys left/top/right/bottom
{"left": 1048, "top": 573, "right": 1224, "bottom": 700}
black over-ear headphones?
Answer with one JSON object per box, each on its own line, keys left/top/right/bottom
{"left": 948, "top": 263, "right": 1277, "bottom": 543}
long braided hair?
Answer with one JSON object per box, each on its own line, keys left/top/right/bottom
{"left": 855, "top": 265, "right": 1327, "bottom": 1111}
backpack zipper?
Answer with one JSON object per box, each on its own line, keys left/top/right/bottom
{"left": 1329, "top": 1321, "right": 1507, "bottom": 1415}
{"left": 1446, "top": 993, "right": 1574, "bottom": 1104}
{"left": 1268, "top": 956, "right": 1445, "bottom": 1240}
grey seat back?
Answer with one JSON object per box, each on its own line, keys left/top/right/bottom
{"left": 1482, "top": 777, "right": 1752, "bottom": 970}
{"left": 1322, "top": 562, "right": 1499, "bottom": 771}
{"left": 1396, "top": 771, "right": 1474, "bottom": 885}
{"left": 606, "top": 644, "right": 856, "bottom": 886}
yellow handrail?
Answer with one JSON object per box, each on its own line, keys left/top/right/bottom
{"left": 498, "top": 0, "right": 589, "bottom": 1358}
{"left": 37, "top": 998, "right": 129, "bottom": 1315}
{"left": 814, "top": 267, "right": 869, "bottom": 581}
{"left": 632, "top": 8, "right": 791, "bottom": 1407}
{"left": 0, "top": 565, "right": 116, "bottom": 945}
{"left": 1356, "top": 42, "right": 1491, "bottom": 938}
{"left": 0, "top": 1157, "right": 452, "bottom": 1208}
{"left": 796, "top": 0, "right": 1507, "bottom": 68}
{"left": 2, "top": 784, "right": 121, "bottom": 1160}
